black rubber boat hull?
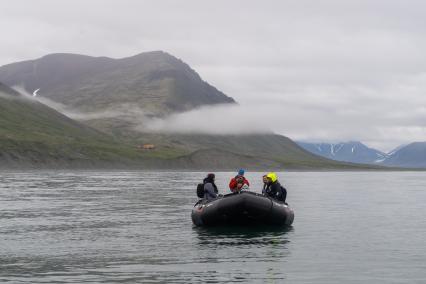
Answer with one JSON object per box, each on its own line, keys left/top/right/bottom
{"left": 191, "top": 191, "right": 294, "bottom": 226}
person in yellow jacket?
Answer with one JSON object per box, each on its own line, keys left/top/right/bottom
{"left": 263, "top": 172, "right": 287, "bottom": 203}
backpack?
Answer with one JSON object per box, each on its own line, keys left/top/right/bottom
{"left": 196, "top": 183, "right": 205, "bottom": 198}
{"left": 279, "top": 186, "right": 287, "bottom": 202}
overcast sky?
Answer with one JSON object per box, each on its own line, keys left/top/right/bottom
{"left": 1, "top": 0, "right": 426, "bottom": 151}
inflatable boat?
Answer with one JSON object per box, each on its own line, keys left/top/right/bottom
{"left": 191, "top": 191, "right": 294, "bottom": 227}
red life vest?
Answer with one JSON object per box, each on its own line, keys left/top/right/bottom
{"left": 229, "top": 176, "right": 250, "bottom": 192}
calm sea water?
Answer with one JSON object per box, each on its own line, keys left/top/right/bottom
{"left": 0, "top": 171, "right": 425, "bottom": 283}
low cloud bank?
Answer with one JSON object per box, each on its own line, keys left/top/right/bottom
{"left": 143, "top": 74, "right": 426, "bottom": 152}
{"left": 11, "top": 76, "right": 426, "bottom": 153}
{"left": 143, "top": 104, "right": 271, "bottom": 135}
{"left": 12, "top": 86, "right": 152, "bottom": 123}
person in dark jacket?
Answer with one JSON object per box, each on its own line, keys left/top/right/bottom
{"left": 203, "top": 173, "right": 218, "bottom": 200}
{"left": 264, "top": 172, "right": 287, "bottom": 203}
{"left": 229, "top": 169, "right": 250, "bottom": 193}
{"left": 262, "top": 174, "right": 268, "bottom": 195}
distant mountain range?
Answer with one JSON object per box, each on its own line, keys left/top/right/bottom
{"left": 382, "top": 142, "right": 426, "bottom": 168}
{"left": 297, "top": 141, "right": 387, "bottom": 164}
{"left": 298, "top": 141, "right": 426, "bottom": 168}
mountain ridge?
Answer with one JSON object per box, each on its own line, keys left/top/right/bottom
{"left": 381, "top": 142, "right": 426, "bottom": 168}
{"left": 298, "top": 140, "right": 426, "bottom": 168}
{"left": 0, "top": 51, "right": 235, "bottom": 115}
{"left": 297, "top": 141, "right": 387, "bottom": 164}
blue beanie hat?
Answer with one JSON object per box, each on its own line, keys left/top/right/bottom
{"left": 238, "top": 169, "right": 245, "bottom": 176}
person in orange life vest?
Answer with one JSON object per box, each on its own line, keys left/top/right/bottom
{"left": 229, "top": 169, "right": 250, "bottom": 193}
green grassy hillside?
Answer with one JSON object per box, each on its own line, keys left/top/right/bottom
{"left": 0, "top": 83, "right": 151, "bottom": 168}
{"left": 120, "top": 132, "right": 384, "bottom": 170}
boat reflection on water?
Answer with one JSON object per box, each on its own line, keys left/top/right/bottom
{"left": 192, "top": 225, "right": 293, "bottom": 282}
{"left": 193, "top": 225, "right": 294, "bottom": 248}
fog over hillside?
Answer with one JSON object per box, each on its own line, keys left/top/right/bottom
{"left": 13, "top": 85, "right": 271, "bottom": 135}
